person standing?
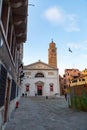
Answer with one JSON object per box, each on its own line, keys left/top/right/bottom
{"left": 64, "top": 89, "right": 67, "bottom": 101}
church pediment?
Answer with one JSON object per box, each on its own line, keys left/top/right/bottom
{"left": 24, "top": 61, "right": 57, "bottom": 70}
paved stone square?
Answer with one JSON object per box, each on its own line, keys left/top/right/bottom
{"left": 5, "top": 96, "right": 87, "bottom": 130}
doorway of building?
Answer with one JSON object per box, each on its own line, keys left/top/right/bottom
{"left": 37, "top": 86, "right": 42, "bottom": 95}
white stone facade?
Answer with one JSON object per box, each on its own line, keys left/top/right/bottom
{"left": 21, "top": 61, "right": 60, "bottom": 96}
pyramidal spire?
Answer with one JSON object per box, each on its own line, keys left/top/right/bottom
{"left": 51, "top": 38, "right": 53, "bottom": 43}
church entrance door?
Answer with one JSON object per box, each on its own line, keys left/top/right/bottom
{"left": 37, "top": 86, "right": 42, "bottom": 95}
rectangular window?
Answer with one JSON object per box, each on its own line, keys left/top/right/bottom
{"left": 50, "top": 85, "right": 53, "bottom": 91}
{"left": 10, "top": 79, "right": 16, "bottom": 101}
{"left": 25, "top": 72, "right": 31, "bottom": 75}
{"left": 72, "top": 80, "right": 77, "bottom": 83}
{"left": 26, "top": 85, "right": 29, "bottom": 92}
{"left": 0, "top": 64, "right": 7, "bottom": 107}
{"left": 28, "top": 72, "right": 31, "bottom": 75}
{"left": 48, "top": 72, "right": 54, "bottom": 75}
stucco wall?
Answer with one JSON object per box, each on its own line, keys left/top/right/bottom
{"left": 21, "top": 69, "right": 60, "bottom": 96}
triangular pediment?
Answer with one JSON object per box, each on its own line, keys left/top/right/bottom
{"left": 24, "top": 61, "right": 57, "bottom": 70}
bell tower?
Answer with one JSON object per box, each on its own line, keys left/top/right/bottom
{"left": 48, "top": 40, "right": 57, "bottom": 68}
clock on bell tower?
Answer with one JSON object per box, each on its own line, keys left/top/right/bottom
{"left": 48, "top": 40, "right": 57, "bottom": 68}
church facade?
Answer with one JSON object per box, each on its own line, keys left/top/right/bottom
{"left": 21, "top": 41, "right": 60, "bottom": 96}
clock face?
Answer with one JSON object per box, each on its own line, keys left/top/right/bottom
{"left": 52, "top": 49, "right": 55, "bottom": 52}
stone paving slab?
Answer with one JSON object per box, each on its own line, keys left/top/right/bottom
{"left": 4, "top": 96, "right": 87, "bottom": 130}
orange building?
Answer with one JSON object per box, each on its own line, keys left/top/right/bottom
{"left": 63, "top": 68, "right": 81, "bottom": 88}
{"left": 59, "top": 75, "right": 64, "bottom": 95}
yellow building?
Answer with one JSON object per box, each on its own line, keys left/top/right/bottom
{"left": 82, "top": 68, "right": 87, "bottom": 75}
{"left": 70, "top": 74, "right": 87, "bottom": 87}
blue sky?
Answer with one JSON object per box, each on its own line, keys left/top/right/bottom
{"left": 23, "top": 0, "right": 87, "bottom": 76}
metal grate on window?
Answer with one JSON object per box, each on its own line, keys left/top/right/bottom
{"left": 0, "top": 64, "right": 7, "bottom": 107}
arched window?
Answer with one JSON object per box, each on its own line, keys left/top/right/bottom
{"left": 35, "top": 73, "right": 44, "bottom": 78}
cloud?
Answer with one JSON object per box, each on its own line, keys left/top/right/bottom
{"left": 43, "top": 6, "right": 64, "bottom": 24}
{"left": 67, "top": 42, "right": 81, "bottom": 49}
{"left": 42, "top": 6, "right": 80, "bottom": 32}
{"left": 67, "top": 40, "right": 87, "bottom": 50}
{"left": 65, "top": 14, "right": 80, "bottom": 32}
{"left": 81, "top": 54, "right": 87, "bottom": 58}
